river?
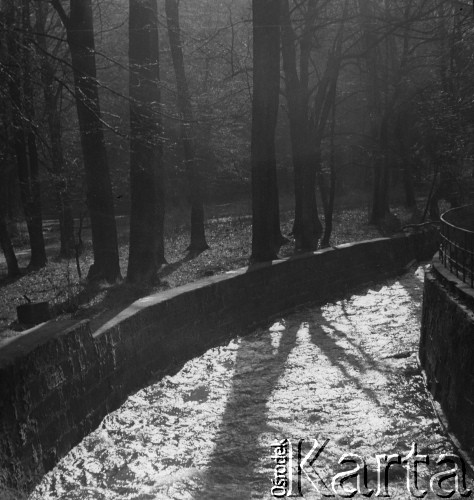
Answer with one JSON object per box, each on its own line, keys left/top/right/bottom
{"left": 30, "top": 267, "right": 471, "bottom": 499}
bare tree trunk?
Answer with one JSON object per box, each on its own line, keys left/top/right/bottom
{"left": 358, "top": 0, "right": 389, "bottom": 225}
{"left": 5, "top": 0, "right": 47, "bottom": 269}
{"left": 403, "top": 164, "right": 417, "bottom": 209}
{"left": 0, "top": 167, "right": 19, "bottom": 277}
{"left": 23, "top": 127, "right": 47, "bottom": 269}
{"left": 0, "top": 216, "right": 19, "bottom": 277}
{"left": 370, "top": 112, "right": 390, "bottom": 223}
{"left": 36, "top": 1, "right": 75, "bottom": 259}
{"left": 281, "top": 0, "right": 322, "bottom": 251}
{"left": 321, "top": 97, "right": 337, "bottom": 248}
{"left": 127, "top": 0, "right": 165, "bottom": 283}
{"left": 165, "top": 0, "right": 209, "bottom": 257}
{"left": 52, "top": 0, "right": 121, "bottom": 282}
{"left": 23, "top": 0, "right": 47, "bottom": 269}
{"left": 0, "top": 5, "right": 19, "bottom": 275}
{"left": 250, "top": 0, "right": 282, "bottom": 262}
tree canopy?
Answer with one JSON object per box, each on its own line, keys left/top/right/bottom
{"left": 0, "top": 0, "right": 473, "bottom": 277}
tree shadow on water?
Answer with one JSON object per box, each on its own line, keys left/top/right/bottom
{"left": 309, "top": 312, "right": 385, "bottom": 410}
{"left": 193, "top": 322, "right": 298, "bottom": 499}
{"left": 188, "top": 270, "right": 425, "bottom": 498}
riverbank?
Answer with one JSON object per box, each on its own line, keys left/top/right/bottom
{"left": 0, "top": 202, "right": 411, "bottom": 344}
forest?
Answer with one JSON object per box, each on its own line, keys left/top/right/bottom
{"left": 0, "top": 0, "right": 473, "bottom": 287}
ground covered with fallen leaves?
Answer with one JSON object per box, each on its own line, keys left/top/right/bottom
{"left": 0, "top": 201, "right": 411, "bottom": 342}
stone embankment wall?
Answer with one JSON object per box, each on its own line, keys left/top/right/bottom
{"left": 419, "top": 255, "right": 474, "bottom": 457}
{"left": 0, "top": 231, "right": 437, "bottom": 492}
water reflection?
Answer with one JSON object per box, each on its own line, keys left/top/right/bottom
{"left": 30, "top": 267, "right": 469, "bottom": 499}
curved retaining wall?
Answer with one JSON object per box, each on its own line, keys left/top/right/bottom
{"left": 0, "top": 230, "right": 437, "bottom": 492}
{"left": 419, "top": 255, "right": 474, "bottom": 458}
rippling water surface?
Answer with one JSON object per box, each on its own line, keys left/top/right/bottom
{"left": 30, "top": 267, "right": 472, "bottom": 499}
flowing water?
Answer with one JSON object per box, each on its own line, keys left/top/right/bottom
{"left": 29, "top": 267, "right": 472, "bottom": 499}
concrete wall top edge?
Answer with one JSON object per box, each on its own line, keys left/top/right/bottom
{"left": 431, "top": 255, "right": 474, "bottom": 306}
{"left": 0, "top": 233, "right": 416, "bottom": 371}
{"left": 0, "top": 319, "right": 90, "bottom": 371}
{"left": 92, "top": 235, "right": 401, "bottom": 338}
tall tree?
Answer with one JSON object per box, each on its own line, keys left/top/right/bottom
{"left": 51, "top": 0, "right": 121, "bottom": 282}
{"left": 281, "top": 0, "right": 319, "bottom": 251}
{"left": 0, "top": 2, "right": 19, "bottom": 278}
{"left": 127, "top": 0, "right": 165, "bottom": 283}
{"left": 281, "top": 0, "right": 345, "bottom": 250}
{"left": 358, "top": 0, "right": 389, "bottom": 225}
{"left": 321, "top": 92, "right": 337, "bottom": 248}
{"left": 35, "top": 0, "right": 75, "bottom": 259}
{"left": 313, "top": 3, "right": 346, "bottom": 245}
{"left": 424, "top": 1, "right": 470, "bottom": 217}
{"left": 3, "top": 0, "right": 47, "bottom": 270}
{"left": 165, "top": 0, "right": 209, "bottom": 257}
{"left": 250, "top": 0, "right": 282, "bottom": 262}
